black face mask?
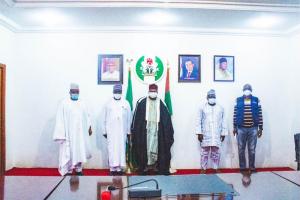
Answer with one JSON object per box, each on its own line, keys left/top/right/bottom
{"left": 113, "top": 93, "right": 121, "bottom": 100}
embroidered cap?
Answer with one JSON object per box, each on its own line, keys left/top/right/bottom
{"left": 219, "top": 57, "right": 227, "bottom": 64}
{"left": 207, "top": 89, "right": 216, "bottom": 98}
{"left": 113, "top": 84, "right": 122, "bottom": 93}
{"left": 243, "top": 84, "right": 252, "bottom": 92}
{"left": 149, "top": 84, "right": 158, "bottom": 92}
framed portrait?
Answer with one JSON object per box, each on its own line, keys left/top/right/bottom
{"left": 98, "top": 54, "right": 123, "bottom": 84}
{"left": 178, "top": 54, "right": 201, "bottom": 82}
{"left": 214, "top": 55, "right": 234, "bottom": 82}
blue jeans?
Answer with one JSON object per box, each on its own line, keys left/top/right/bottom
{"left": 237, "top": 127, "right": 258, "bottom": 170}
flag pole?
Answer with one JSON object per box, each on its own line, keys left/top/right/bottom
{"left": 165, "top": 60, "right": 177, "bottom": 174}
{"left": 125, "top": 58, "right": 133, "bottom": 174}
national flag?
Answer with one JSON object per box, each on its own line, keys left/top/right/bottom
{"left": 125, "top": 67, "right": 136, "bottom": 172}
{"left": 126, "top": 67, "right": 133, "bottom": 110}
{"left": 164, "top": 67, "right": 173, "bottom": 115}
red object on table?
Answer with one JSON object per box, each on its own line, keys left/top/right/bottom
{"left": 101, "top": 191, "right": 111, "bottom": 200}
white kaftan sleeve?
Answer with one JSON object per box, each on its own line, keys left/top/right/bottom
{"left": 126, "top": 101, "right": 132, "bottom": 135}
{"left": 85, "top": 103, "right": 93, "bottom": 132}
{"left": 53, "top": 101, "right": 66, "bottom": 142}
{"left": 195, "top": 107, "right": 204, "bottom": 135}
{"left": 79, "top": 101, "right": 92, "bottom": 132}
{"left": 221, "top": 107, "right": 228, "bottom": 136}
{"left": 100, "top": 105, "right": 108, "bottom": 136}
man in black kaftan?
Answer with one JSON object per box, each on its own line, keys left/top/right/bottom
{"left": 131, "top": 84, "right": 174, "bottom": 175}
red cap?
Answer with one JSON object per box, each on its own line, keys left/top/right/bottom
{"left": 149, "top": 84, "right": 158, "bottom": 92}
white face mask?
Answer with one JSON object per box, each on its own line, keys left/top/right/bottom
{"left": 113, "top": 93, "right": 122, "bottom": 100}
{"left": 208, "top": 98, "right": 216, "bottom": 105}
{"left": 243, "top": 90, "right": 252, "bottom": 96}
{"left": 148, "top": 92, "right": 158, "bottom": 99}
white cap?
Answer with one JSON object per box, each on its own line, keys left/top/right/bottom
{"left": 70, "top": 83, "right": 79, "bottom": 90}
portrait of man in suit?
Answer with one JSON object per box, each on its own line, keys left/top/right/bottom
{"left": 179, "top": 55, "right": 201, "bottom": 82}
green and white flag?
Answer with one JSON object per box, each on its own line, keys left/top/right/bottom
{"left": 126, "top": 67, "right": 133, "bottom": 110}
{"left": 125, "top": 66, "right": 136, "bottom": 172}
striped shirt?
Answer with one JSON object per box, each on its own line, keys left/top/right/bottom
{"left": 233, "top": 98, "right": 263, "bottom": 130}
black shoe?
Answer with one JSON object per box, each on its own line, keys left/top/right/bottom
{"left": 162, "top": 171, "right": 170, "bottom": 176}
{"left": 116, "top": 171, "right": 124, "bottom": 176}
{"left": 110, "top": 171, "right": 121, "bottom": 176}
{"left": 141, "top": 170, "right": 149, "bottom": 175}
{"left": 110, "top": 171, "right": 116, "bottom": 176}
{"left": 75, "top": 171, "right": 83, "bottom": 176}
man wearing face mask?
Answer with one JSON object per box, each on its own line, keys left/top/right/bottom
{"left": 53, "top": 83, "right": 93, "bottom": 176}
{"left": 233, "top": 84, "right": 263, "bottom": 174}
{"left": 131, "top": 84, "right": 174, "bottom": 175}
{"left": 101, "top": 84, "right": 132, "bottom": 175}
{"left": 196, "top": 89, "right": 227, "bottom": 173}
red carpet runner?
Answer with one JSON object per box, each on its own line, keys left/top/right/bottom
{"left": 5, "top": 167, "right": 294, "bottom": 176}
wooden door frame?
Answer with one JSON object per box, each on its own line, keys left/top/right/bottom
{"left": 0, "top": 63, "right": 5, "bottom": 175}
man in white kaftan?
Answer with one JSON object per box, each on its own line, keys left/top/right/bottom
{"left": 101, "top": 84, "right": 132, "bottom": 175}
{"left": 196, "top": 89, "right": 227, "bottom": 173}
{"left": 53, "top": 83, "right": 92, "bottom": 176}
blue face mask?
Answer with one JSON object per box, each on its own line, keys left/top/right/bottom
{"left": 70, "top": 93, "right": 79, "bottom": 101}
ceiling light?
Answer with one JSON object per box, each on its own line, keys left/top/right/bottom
{"left": 30, "top": 9, "right": 70, "bottom": 27}
{"left": 247, "top": 15, "right": 283, "bottom": 29}
{"left": 140, "top": 10, "right": 178, "bottom": 26}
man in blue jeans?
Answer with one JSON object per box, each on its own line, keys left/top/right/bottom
{"left": 233, "top": 84, "right": 263, "bottom": 174}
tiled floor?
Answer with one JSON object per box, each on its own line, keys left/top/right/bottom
{"left": 218, "top": 172, "right": 300, "bottom": 200}
{"left": 1, "top": 171, "right": 300, "bottom": 200}
{"left": 1, "top": 176, "right": 63, "bottom": 200}
{"left": 271, "top": 171, "right": 300, "bottom": 186}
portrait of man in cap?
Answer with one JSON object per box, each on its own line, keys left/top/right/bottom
{"left": 214, "top": 55, "right": 234, "bottom": 82}
{"left": 98, "top": 55, "right": 123, "bottom": 84}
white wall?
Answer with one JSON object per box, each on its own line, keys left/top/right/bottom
{"left": 6, "top": 31, "right": 298, "bottom": 170}
{"left": 288, "top": 33, "right": 300, "bottom": 169}
{"left": 0, "top": 25, "right": 14, "bottom": 170}
{"left": 0, "top": 26, "right": 13, "bottom": 64}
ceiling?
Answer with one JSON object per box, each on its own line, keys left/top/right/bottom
{"left": 0, "top": 0, "right": 300, "bottom": 35}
